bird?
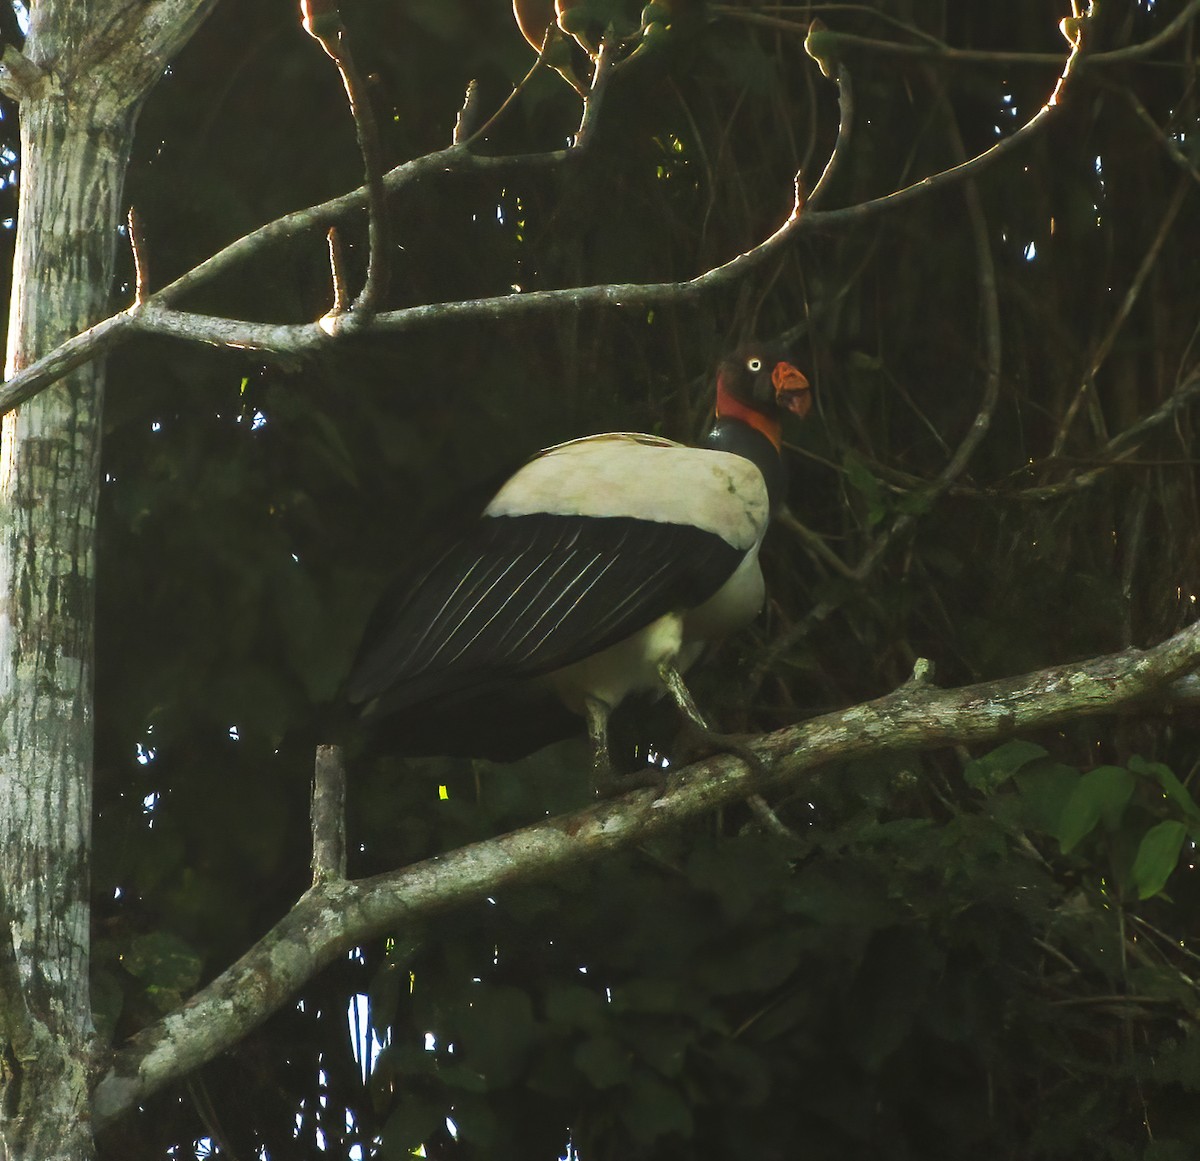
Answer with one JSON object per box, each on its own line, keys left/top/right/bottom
{"left": 346, "top": 341, "right": 811, "bottom": 784}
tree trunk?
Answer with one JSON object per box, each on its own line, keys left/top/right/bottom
{"left": 0, "top": 2, "right": 215, "bottom": 1155}
{"left": 0, "top": 91, "right": 134, "bottom": 1161}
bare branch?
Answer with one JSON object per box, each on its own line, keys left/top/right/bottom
{"left": 91, "top": 616, "right": 1200, "bottom": 1128}
{"left": 461, "top": 28, "right": 581, "bottom": 146}
{"left": 726, "top": 0, "right": 1200, "bottom": 68}
{"left": 130, "top": 0, "right": 220, "bottom": 66}
{"left": 1051, "top": 176, "right": 1193, "bottom": 458}
{"left": 153, "top": 145, "right": 566, "bottom": 308}
{"left": 325, "top": 228, "right": 348, "bottom": 315}
{"left": 126, "top": 207, "right": 147, "bottom": 306}
{"left": 0, "top": 10, "right": 1090, "bottom": 415}
{"left": 574, "top": 30, "right": 618, "bottom": 150}
{"left": 1104, "top": 366, "right": 1200, "bottom": 457}
{"left": 752, "top": 77, "right": 1005, "bottom": 684}
{"left": 0, "top": 46, "right": 45, "bottom": 102}
{"left": 310, "top": 745, "right": 346, "bottom": 886}
{"left": 805, "top": 62, "right": 852, "bottom": 210}
{"left": 0, "top": 313, "right": 135, "bottom": 416}
{"left": 301, "top": 3, "right": 390, "bottom": 322}
{"left": 842, "top": 363, "right": 1200, "bottom": 505}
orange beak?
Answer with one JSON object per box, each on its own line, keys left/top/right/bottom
{"left": 772, "top": 361, "right": 811, "bottom": 419}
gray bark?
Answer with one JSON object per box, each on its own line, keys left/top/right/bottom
{"left": 0, "top": 4, "right": 215, "bottom": 1157}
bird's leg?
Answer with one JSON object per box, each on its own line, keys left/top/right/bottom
{"left": 657, "top": 662, "right": 767, "bottom": 781}
{"left": 584, "top": 695, "right": 614, "bottom": 793}
{"left": 658, "top": 662, "right": 710, "bottom": 730}
{"left": 585, "top": 694, "right": 669, "bottom": 795}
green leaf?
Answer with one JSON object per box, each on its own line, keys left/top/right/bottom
{"left": 623, "top": 1023, "right": 693, "bottom": 1078}
{"left": 455, "top": 985, "right": 536, "bottom": 1087}
{"left": 845, "top": 927, "right": 943, "bottom": 1071}
{"left": 619, "top": 1073, "right": 694, "bottom": 1143}
{"left": 613, "top": 978, "right": 681, "bottom": 1015}
{"left": 785, "top": 862, "right": 897, "bottom": 928}
{"left": 1014, "top": 760, "right": 1080, "bottom": 835}
{"left": 446, "top": 1093, "right": 497, "bottom": 1147}
{"left": 685, "top": 836, "right": 790, "bottom": 920}
{"left": 1129, "top": 755, "right": 1200, "bottom": 821}
{"left": 1056, "top": 766, "right": 1135, "bottom": 853}
{"left": 382, "top": 1096, "right": 445, "bottom": 1155}
{"left": 842, "top": 451, "right": 886, "bottom": 528}
{"left": 574, "top": 1034, "right": 631, "bottom": 1088}
{"left": 436, "top": 1062, "right": 489, "bottom": 1093}
{"left": 544, "top": 983, "right": 605, "bottom": 1032}
{"left": 705, "top": 1039, "right": 771, "bottom": 1107}
{"left": 963, "top": 739, "right": 1048, "bottom": 792}
{"left": 1131, "top": 820, "right": 1188, "bottom": 899}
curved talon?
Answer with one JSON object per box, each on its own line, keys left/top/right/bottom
{"left": 673, "top": 719, "right": 767, "bottom": 781}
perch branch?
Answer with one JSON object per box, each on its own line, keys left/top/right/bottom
{"left": 90, "top": 616, "right": 1200, "bottom": 1128}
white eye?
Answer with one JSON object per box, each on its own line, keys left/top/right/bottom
{"left": 746, "top": 357, "right": 763, "bottom": 372}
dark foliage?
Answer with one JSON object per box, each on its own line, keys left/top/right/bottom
{"left": 27, "top": 0, "right": 1196, "bottom": 1155}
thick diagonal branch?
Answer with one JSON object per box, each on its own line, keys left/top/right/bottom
{"left": 91, "top": 617, "right": 1200, "bottom": 1128}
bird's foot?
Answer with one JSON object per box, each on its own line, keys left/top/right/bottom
{"left": 673, "top": 720, "right": 768, "bottom": 781}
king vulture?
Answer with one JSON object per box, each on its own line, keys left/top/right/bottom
{"left": 348, "top": 342, "right": 811, "bottom": 779}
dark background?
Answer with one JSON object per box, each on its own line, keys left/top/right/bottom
{"left": 4, "top": 0, "right": 1199, "bottom": 1156}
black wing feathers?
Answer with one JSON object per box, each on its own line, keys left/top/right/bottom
{"left": 347, "top": 513, "right": 742, "bottom": 715}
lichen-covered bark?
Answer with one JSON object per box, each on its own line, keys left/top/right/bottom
{"left": 0, "top": 3, "right": 216, "bottom": 1156}
{"left": 0, "top": 91, "right": 132, "bottom": 1161}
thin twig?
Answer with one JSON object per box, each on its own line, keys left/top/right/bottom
{"left": 325, "top": 227, "right": 348, "bottom": 315}
{"left": 304, "top": 10, "right": 390, "bottom": 322}
{"left": 751, "top": 73, "right": 1005, "bottom": 684}
{"left": 1051, "top": 177, "right": 1192, "bottom": 458}
{"left": 574, "top": 30, "right": 618, "bottom": 150}
{"left": 711, "top": 4, "right": 949, "bottom": 49}
{"left": 746, "top": 794, "right": 799, "bottom": 839}
{"left": 719, "top": 0, "right": 1200, "bottom": 68}
{"left": 127, "top": 206, "right": 148, "bottom": 305}
{"left": 806, "top": 64, "right": 852, "bottom": 210}
{"left": 0, "top": 12, "right": 1090, "bottom": 415}
{"left": 1121, "top": 86, "right": 1200, "bottom": 186}
{"left": 463, "top": 27, "right": 584, "bottom": 146}
{"left": 776, "top": 507, "right": 856, "bottom": 578}
{"left": 855, "top": 365, "right": 1200, "bottom": 503}
{"left": 1104, "top": 366, "right": 1200, "bottom": 457}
